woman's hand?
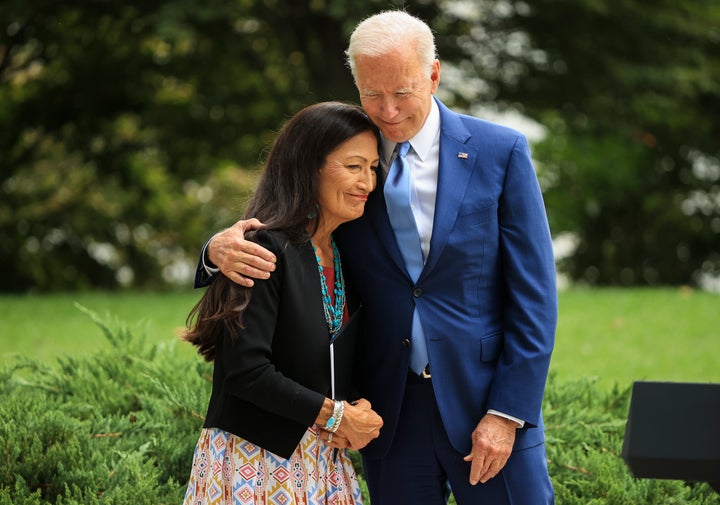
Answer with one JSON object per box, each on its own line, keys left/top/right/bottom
{"left": 330, "top": 398, "right": 383, "bottom": 450}
{"left": 324, "top": 430, "right": 350, "bottom": 449}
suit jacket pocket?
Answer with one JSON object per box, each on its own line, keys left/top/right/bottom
{"left": 480, "top": 332, "right": 503, "bottom": 362}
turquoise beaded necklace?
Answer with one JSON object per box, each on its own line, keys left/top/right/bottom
{"left": 312, "top": 236, "right": 346, "bottom": 338}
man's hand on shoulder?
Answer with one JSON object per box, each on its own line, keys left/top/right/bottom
{"left": 208, "top": 218, "right": 276, "bottom": 287}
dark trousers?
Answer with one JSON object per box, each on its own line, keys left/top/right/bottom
{"left": 363, "top": 372, "right": 554, "bottom": 505}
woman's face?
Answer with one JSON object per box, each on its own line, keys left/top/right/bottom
{"left": 317, "top": 130, "right": 379, "bottom": 230}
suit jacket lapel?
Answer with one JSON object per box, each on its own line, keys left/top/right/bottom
{"left": 423, "top": 100, "right": 478, "bottom": 277}
{"left": 365, "top": 170, "right": 412, "bottom": 278}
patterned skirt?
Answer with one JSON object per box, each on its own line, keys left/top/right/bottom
{"left": 183, "top": 425, "right": 363, "bottom": 505}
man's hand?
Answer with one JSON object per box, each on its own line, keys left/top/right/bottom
{"left": 207, "top": 218, "right": 276, "bottom": 287}
{"left": 463, "top": 413, "right": 518, "bottom": 485}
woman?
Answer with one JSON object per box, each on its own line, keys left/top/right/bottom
{"left": 182, "top": 101, "right": 383, "bottom": 505}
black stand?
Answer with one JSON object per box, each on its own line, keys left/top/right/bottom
{"left": 621, "top": 381, "right": 720, "bottom": 493}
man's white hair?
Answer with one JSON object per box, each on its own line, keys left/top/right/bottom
{"left": 346, "top": 10, "right": 437, "bottom": 83}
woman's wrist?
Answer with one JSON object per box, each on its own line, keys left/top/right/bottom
{"left": 315, "top": 398, "right": 335, "bottom": 427}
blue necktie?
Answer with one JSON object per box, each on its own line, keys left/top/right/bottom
{"left": 384, "top": 141, "right": 429, "bottom": 375}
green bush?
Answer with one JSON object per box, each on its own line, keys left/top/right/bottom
{"left": 1, "top": 309, "right": 718, "bottom": 504}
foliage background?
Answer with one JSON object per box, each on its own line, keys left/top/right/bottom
{"left": 1, "top": 308, "right": 719, "bottom": 504}
{"left": 2, "top": 0, "right": 719, "bottom": 292}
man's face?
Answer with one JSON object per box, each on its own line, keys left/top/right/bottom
{"left": 355, "top": 48, "right": 440, "bottom": 143}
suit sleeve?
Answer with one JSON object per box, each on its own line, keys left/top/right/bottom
{"left": 489, "top": 134, "right": 557, "bottom": 427}
{"left": 194, "top": 239, "right": 217, "bottom": 288}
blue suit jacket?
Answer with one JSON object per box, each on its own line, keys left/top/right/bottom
{"left": 335, "top": 98, "right": 557, "bottom": 459}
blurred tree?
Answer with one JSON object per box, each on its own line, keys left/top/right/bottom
{"left": 456, "top": 0, "right": 720, "bottom": 286}
{"left": 2, "top": 0, "right": 718, "bottom": 291}
{"left": 1, "top": 0, "right": 291, "bottom": 291}
{"left": 0, "top": 0, "right": 404, "bottom": 291}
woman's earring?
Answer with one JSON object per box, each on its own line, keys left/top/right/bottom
{"left": 307, "top": 203, "right": 319, "bottom": 220}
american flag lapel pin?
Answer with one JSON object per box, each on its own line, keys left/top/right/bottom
{"left": 458, "top": 152, "right": 469, "bottom": 159}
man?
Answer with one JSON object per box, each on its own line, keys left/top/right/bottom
{"left": 196, "top": 10, "right": 557, "bottom": 505}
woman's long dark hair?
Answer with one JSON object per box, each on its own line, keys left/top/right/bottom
{"left": 184, "top": 102, "right": 379, "bottom": 361}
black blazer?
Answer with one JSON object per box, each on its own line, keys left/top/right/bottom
{"left": 200, "top": 230, "right": 360, "bottom": 459}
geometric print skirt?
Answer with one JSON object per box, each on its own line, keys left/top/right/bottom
{"left": 183, "top": 425, "right": 363, "bottom": 505}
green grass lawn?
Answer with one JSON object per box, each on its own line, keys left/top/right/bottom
{"left": 550, "top": 287, "right": 719, "bottom": 387}
{"left": 1, "top": 287, "right": 719, "bottom": 389}
{"left": 0, "top": 290, "right": 202, "bottom": 364}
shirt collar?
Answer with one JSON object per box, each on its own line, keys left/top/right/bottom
{"left": 382, "top": 98, "right": 440, "bottom": 166}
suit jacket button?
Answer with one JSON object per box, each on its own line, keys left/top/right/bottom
{"left": 402, "top": 339, "right": 411, "bottom": 347}
{"left": 412, "top": 288, "right": 423, "bottom": 297}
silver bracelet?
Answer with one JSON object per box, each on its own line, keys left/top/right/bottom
{"left": 324, "top": 400, "right": 344, "bottom": 433}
